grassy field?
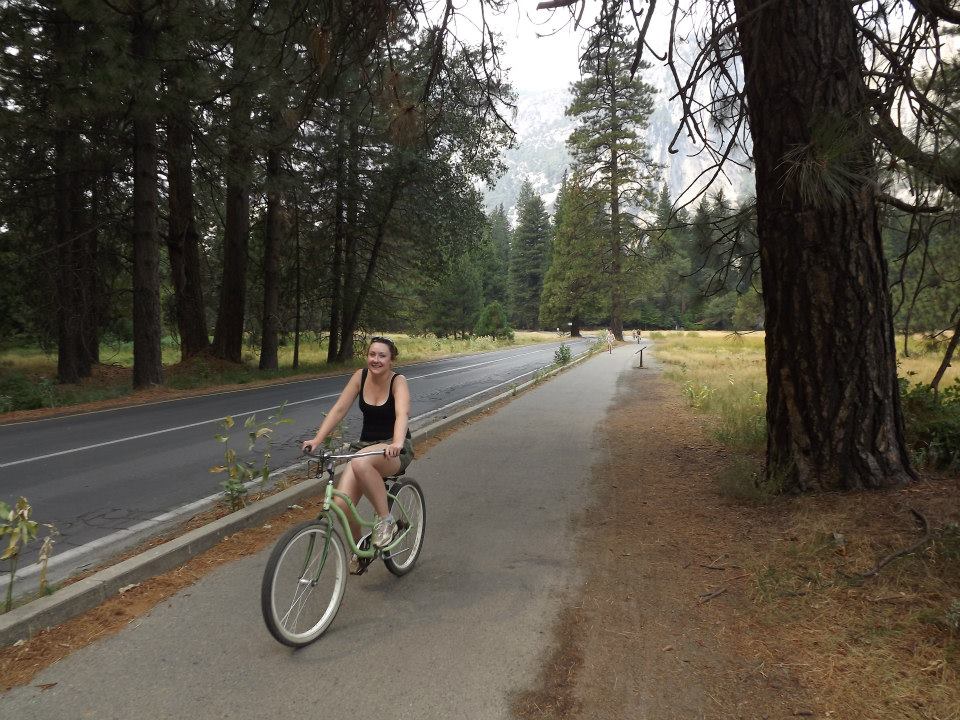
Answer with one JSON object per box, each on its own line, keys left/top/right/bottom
{"left": 650, "top": 329, "right": 960, "bottom": 459}
{"left": 0, "top": 331, "right": 568, "bottom": 414}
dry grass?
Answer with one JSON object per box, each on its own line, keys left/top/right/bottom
{"left": 651, "top": 329, "right": 960, "bottom": 719}
{"left": 737, "top": 479, "right": 960, "bottom": 719}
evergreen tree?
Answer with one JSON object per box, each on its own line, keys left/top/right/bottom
{"left": 477, "top": 205, "right": 511, "bottom": 307}
{"left": 539, "top": 173, "right": 607, "bottom": 336}
{"left": 566, "top": 8, "right": 658, "bottom": 340}
{"left": 508, "top": 181, "right": 551, "bottom": 329}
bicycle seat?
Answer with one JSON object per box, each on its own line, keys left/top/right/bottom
{"left": 384, "top": 469, "right": 405, "bottom": 481}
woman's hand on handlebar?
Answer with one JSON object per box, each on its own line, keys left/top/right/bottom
{"left": 302, "top": 439, "right": 321, "bottom": 455}
{"left": 385, "top": 442, "right": 403, "bottom": 459}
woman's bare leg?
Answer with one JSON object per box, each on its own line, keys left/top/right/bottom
{"left": 334, "top": 464, "right": 363, "bottom": 542}
{"left": 349, "top": 444, "right": 401, "bottom": 518}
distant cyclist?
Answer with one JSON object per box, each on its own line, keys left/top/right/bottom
{"left": 605, "top": 329, "right": 615, "bottom": 354}
{"left": 302, "top": 336, "right": 414, "bottom": 566}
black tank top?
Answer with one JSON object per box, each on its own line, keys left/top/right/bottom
{"left": 358, "top": 368, "right": 411, "bottom": 442}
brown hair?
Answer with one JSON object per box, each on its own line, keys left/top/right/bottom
{"left": 368, "top": 336, "right": 398, "bottom": 359}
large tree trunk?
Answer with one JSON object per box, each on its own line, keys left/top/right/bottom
{"left": 131, "top": 6, "right": 163, "bottom": 388}
{"left": 166, "top": 89, "right": 209, "bottom": 360}
{"left": 211, "top": 62, "right": 252, "bottom": 363}
{"left": 733, "top": 0, "right": 913, "bottom": 491}
{"left": 259, "top": 143, "right": 283, "bottom": 370}
{"left": 51, "top": 12, "right": 85, "bottom": 384}
{"left": 54, "top": 125, "right": 83, "bottom": 384}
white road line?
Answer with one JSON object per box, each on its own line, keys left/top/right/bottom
{"left": 0, "top": 344, "right": 571, "bottom": 469}
{"left": 2, "top": 355, "right": 569, "bottom": 584}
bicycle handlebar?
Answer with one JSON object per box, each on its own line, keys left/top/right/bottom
{"left": 302, "top": 448, "right": 387, "bottom": 461}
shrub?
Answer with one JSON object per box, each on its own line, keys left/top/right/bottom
{"left": 474, "top": 302, "right": 514, "bottom": 341}
{"left": 554, "top": 343, "right": 572, "bottom": 365}
{"left": 0, "top": 372, "right": 57, "bottom": 411}
{"left": 900, "top": 378, "right": 960, "bottom": 470}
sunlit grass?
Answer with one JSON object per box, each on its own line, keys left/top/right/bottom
{"left": 649, "top": 329, "right": 959, "bottom": 455}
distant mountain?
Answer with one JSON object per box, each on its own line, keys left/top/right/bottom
{"left": 484, "top": 71, "right": 753, "bottom": 222}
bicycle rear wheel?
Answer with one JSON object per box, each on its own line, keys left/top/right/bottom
{"left": 261, "top": 518, "right": 347, "bottom": 647}
{"left": 384, "top": 479, "right": 426, "bottom": 576}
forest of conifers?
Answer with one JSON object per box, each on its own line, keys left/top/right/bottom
{"left": 1, "top": 1, "right": 959, "bottom": 493}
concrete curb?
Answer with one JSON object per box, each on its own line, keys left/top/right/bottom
{"left": 0, "top": 344, "right": 599, "bottom": 648}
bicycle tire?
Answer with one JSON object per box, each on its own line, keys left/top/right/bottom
{"left": 260, "top": 518, "right": 347, "bottom": 647}
{"left": 383, "top": 478, "right": 426, "bottom": 576}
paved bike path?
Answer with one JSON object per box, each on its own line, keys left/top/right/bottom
{"left": 1, "top": 344, "right": 637, "bottom": 719}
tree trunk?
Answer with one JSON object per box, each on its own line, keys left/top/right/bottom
{"left": 336, "top": 178, "right": 403, "bottom": 363}
{"left": 131, "top": 7, "right": 163, "bottom": 388}
{"left": 609, "top": 143, "right": 624, "bottom": 342}
{"left": 733, "top": 0, "right": 913, "bottom": 491}
{"left": 211, "top": 60, "right": 252, "bottom": 363}
{"left": 335, "top": 121, "right": 361, "bottom": 363}
{"left": 81, "top": 172, "right": 101, "bottom": 367}
{"left": 51, "top": 12, "right": 84, "bottom": 384}
{"left": 259, "top": 143, "right": 283, "bottom": 370}
{"left": 930, "top": 309, "right": 960, "bottom": 394}
{"left": 54, "top": 126, "right": 83, "bottom": 384}
{"left": 292, "top": 196, "right": 301, "bottom": 370}
{"left": 327, "top": 104, "right": 348, "bottom": 362}
{"left": 165, "top": 90, "right": 209, "bottom": 360}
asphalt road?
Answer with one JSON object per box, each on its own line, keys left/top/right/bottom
{"left": 0, "top": 340, "right": 632, "bottom": 719}
{"left": 0, "top": 338, "right": 593, "bottom": 571}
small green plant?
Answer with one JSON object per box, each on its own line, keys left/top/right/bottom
{"left": 1, "top": 497, "right": 55, "bottom": 612}
{"left": 681, "top": 380, "right": 714, "bottom": 409}
{"left": 210, "top": 403, "right": 294, "bottom": 511}
{"left": 554, "top": 343, "right": 572, "bottom": 366}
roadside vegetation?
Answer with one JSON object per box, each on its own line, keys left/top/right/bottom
{"left": 653, "top": 330, "right": 960, "bottom": 718}
{"left": 0, "top": 331, "right": 562, "bottom": 416}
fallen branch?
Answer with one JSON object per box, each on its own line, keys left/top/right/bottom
{"left": 697, "top": 587, "right": 727, "bottom": 604}
{"left": 858, "top": 508, "right": 935, "bottom": 579}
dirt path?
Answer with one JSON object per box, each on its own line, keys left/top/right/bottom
{"left": 513, "top": 367, "right": 810, "bottom": 719}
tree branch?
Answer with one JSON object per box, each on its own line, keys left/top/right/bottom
{"left": 877, "top": 192, "right": 944, "bottom": 214}
{"left": 908, "top": 0, "right": 960, "bottom": 24}
{"left": 872, "top": 113, "right": 960, "bottom": 197}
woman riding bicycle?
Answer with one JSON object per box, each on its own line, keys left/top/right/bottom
{"left": 302, "top": 336, "right": 414, "bottom": 564}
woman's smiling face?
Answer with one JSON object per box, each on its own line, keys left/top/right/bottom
{"left": 366, "top": 342, "right": 393, "bottom": 373}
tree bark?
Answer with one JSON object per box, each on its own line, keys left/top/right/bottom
{"left": 259, "top": 143, "right": 283, "bottom": 370}
{"left": 165, "top": 88, "right": 209, "bottom": 360}
{"left": 326, "top": 102, "right": 348, "bottom": 362}
{"left": 131, "top": 6, "right": 163, "bottom": 388}
{"left": 211, "top": 39, "right": 252, "bottom": 364}
{"left": 51, "top": 12, "right": 85, "bottom": 384}
{"left": 733, "top": 0, "right": 913, "bottom": 491}
{"left": 54, "top": 125, "right": 83, "bottom": 384}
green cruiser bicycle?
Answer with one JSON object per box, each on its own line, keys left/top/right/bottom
{"left": 260, "top": 448, "right": 426, "bottom": 647}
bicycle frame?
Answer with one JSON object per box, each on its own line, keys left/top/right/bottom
{"left": 307, "top": 449, "right": 413, "bottom": 558}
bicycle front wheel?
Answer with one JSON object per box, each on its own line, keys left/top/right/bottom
{"left": 384, "top": 479, "right": 426, "bottom": 576}
{"left": 261, "top": 518, "right": 347, "bottom": 647}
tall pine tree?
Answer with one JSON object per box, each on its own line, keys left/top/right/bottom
{"left": 508, "top": 181, "right": 551, "bottom": 329}
{"left": 566, "top": 7, "right": 658, "bottom": 340}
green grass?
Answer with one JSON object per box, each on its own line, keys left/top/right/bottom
{"left": 0, "top": 331, "right": 563, "bottom": 413}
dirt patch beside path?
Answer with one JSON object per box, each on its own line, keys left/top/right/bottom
{"left": 512, "top": 369, "right": 812, "bottom": 720}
